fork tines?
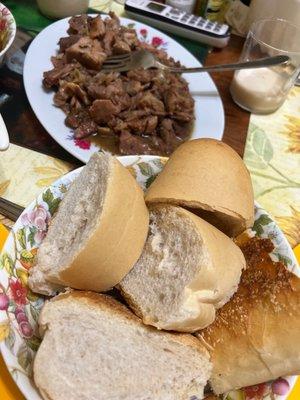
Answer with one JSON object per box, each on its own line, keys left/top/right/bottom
{"left": 103, "top": 53, "right": 132, "bottom": 65}
{"left": 105, "top": 53, "right": 132, "bottom": 62}
{"left": 101, "top": 53, "right": 132, "bottom": 71}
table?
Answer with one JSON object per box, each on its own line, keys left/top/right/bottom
{"left": 1, "top": 10, "right": 300, "bottom": 399}
{"left": 205, "top": 35, "right": 249, "bottom": 157}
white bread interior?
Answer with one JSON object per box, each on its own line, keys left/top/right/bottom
{"left": 145, "top": 139, "right": 254, "bottom": 237}
{"left": 120, "top": 205, "right": 245, "bottom": 333}
{"left": 29, "top": 152, "right": 149, "bottom": 296}
{"left": 34, "top": 291, "right": 211, "bottom": 400}
{"left": 197, "top": 237, "right": 300, "bottom": 394}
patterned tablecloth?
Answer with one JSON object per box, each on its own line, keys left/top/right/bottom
{"left": 244, "top": 86, "right": 300, "bottom": 254}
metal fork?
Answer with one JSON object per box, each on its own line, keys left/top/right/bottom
{"left": 101, "top": 49, "right": 290, "bottom": 73}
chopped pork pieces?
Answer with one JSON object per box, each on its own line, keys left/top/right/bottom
{"left": 43, "top": 13, "right": 195, "bottom": 155}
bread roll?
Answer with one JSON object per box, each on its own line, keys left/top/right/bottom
{"left": 29, "top": 152, "right": 149, "bottom": 295}
{"left": 34, "top": 291, "right": 211, "bottom": 400}
{"left": 197, "top": 237, "right": 300, "bottom": 394}
{"left": 120, "top": 205, "right": 245, "bottom": 333}
{"left": 145, "top": 139, "right": 254, "bottom": 237}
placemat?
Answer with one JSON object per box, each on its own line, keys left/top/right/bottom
{"left": 244, "top": 86, "right": 300, "bottom": 251}
{"left": 0, "top": 143, "right": 73, "bottom": 209}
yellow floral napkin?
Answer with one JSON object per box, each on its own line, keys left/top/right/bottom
{"left": 244, "top": 86, "right": 300, "bottom": 251}
{"left": 0, "top": 144, "right": 73, "bottom": 208}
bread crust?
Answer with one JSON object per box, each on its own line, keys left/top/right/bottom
{"left": 48, "top": 156, "right": 149, "bottom": 292}
{"left": 197, "top": 238, "right": 300, "bottom": 394}
{"left": 178, "top": 206, "right": 245, "bottom": 305}
{"left": 145, "top": 139, "right": 254, "bottom": 237}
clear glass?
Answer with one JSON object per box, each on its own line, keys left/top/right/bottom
{"left": 230, "top": 18, "right": 300, "bottom": 114}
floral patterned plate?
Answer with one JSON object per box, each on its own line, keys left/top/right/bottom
{"left": 23, "top": 15, "right": 224, "bottom": 163}
{"left": 0, "top": 155, "right": 299, "bottom": 400}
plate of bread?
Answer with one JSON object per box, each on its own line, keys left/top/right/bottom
{"left": 0, "top": 139, "right": 299, "bottom": 400}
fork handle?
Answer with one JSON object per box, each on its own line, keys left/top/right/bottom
{"left": 161, "top": 55, "right": 290, "bottom": 74}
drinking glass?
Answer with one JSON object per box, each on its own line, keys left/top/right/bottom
{"left": 230, "top": 18, "right": 300, "bottom": 114}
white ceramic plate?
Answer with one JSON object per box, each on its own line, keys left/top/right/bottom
{"left": 0, "top": 155, "right": 299, "bottom": 400}
{"left": 23, "top": 15, "right": 224, "bottom": 163}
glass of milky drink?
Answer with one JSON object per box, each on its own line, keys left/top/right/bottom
{"left": 230, "top": 18, "right": 300, "bottom": 114}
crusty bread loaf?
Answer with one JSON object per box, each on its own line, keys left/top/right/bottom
{"left": 145, "top": 139, "right": 254, "bottom": 237}
{"left": 29, "top": 152, "right": 149, "bottom": 295}
{"left": 197, "top": 237, "right": 300, "bottom": 394}
{"left": 119, "top": 205, "right": 245, "bottom": 333}
{"left": 34, "top": 291, "right": 211, "bottom": 400}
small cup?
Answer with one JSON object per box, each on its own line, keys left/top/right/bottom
{"left": 36, "top": 0, "right": 89, "bottom": 19}
{"left": 230, "top": 18, "right": 300, "bottom": 114}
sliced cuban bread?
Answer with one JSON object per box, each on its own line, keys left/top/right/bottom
{"left": 29, "top": 152, "right": 149, "bottom": 296}
{"left": 119, "top": 205, "right": 245, "bottom": 333}
{"left": 145, "top": 139, "right": 254, "bottom": 237}
{"left": 34, "top": 291, "right": 211, "bottom": 400}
